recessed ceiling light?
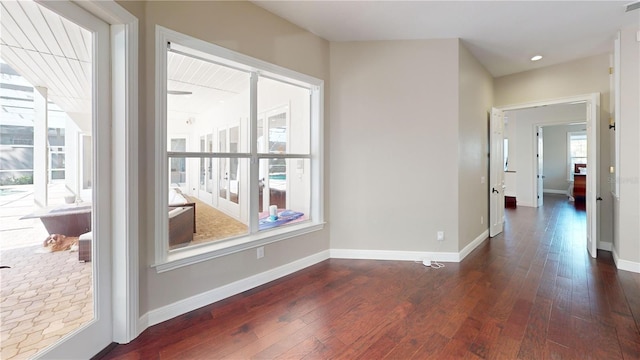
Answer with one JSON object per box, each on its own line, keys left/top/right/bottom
{"left": 531, "top": 55, "right": 543, "bottom": 62}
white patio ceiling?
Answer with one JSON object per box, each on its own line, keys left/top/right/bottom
{"left": 0, "top": 0, "right": 91, "bottom": 131}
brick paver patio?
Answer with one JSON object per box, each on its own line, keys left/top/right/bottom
{"left": 0, "top": 184, "right": 93, "bottom": 359}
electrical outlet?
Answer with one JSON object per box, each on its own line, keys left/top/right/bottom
{"left": 481, "top": 216, "right": 484, "bottom": 225}
{"left": 257, "top": 246, "right": 264, "bottom": 259}
{"left": 437, "top": 231, "right": 444, "bottom": 241}
{"left": 480, "top": 176, "right": 485, "bottom": 184}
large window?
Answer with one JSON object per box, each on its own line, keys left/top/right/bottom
{"left": 155, "top": 27, "right": 323, "bottom": 270}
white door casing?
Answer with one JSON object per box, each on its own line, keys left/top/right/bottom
{"left": 537, "top": 126, "right": 544, "bottom": 207}
{"left": 490, "top": 107, "right": 505, "bottom": 237}
{"left": 586, "top": 94, "right": 600, "bottom": 258}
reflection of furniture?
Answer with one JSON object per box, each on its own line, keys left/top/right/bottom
{"left": 573, "top": 174, "right": 586, "bottom": 199}
{"left": 169, "top": 188, "right": 196, "bottom": 232}
{"left": 79, "top": 231, "right": 92, "bottom": 262}
{"left": 573, "top": 163, "right": 586, "bottom": 200}
{"left": 20, "top": 204, "right": 91, "bottom": 237}
{"left": 504, "top": 171, "right": 517, "bottom": 208}
{"left": 169, "top": 206, "right": 194, "bottom": 248}
{"left": 258, "top": 180, "right": 286, "bottom": 210}
{"left": 258, "top": 209, "right": 304, "bottom": 230}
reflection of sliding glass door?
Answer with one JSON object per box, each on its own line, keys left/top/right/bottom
{"left": 258, "top": 107, "right": 289, "bottom": 211}
{"left": 198, "top": 134, "right": 213, "bottom": 203}
{"left": 169, "top": 137, "right": 186, "bottom": 191}
{"left": 217, "top": 125, "right": 240, "bottom": 218}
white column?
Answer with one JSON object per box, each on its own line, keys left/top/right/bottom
{"left": 33, "top": 86, "right": 48, "bottom": 208}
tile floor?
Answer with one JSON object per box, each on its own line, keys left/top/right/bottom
{"left": 1, "top": 184, "right": 93, "bottom": 359}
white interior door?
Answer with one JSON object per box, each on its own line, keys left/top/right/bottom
{"left": 490, "top": 108, "right": 505, "bottom": 237}
{"left": 586, "top": 95, "right": 600, "bottom": 258}
{"left": 537, "top": 127, "right": 544, "bottom": 207}
{"left": 32, "top": 1, "right": 112, "bottom": 357}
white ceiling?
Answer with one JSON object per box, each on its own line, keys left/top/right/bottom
{"left": 253, "top": 0, "right": 639, "bottom": 77}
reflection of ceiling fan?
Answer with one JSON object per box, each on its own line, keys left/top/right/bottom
{"left": 168, "top": 90, "right": 192, "bottom": 95}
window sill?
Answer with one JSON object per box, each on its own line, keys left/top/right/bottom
{"left": 152, "top": 221, "right": 325, "bottom": 273}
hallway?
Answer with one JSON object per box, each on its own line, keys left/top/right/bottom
{"left": 102, "top": 195, "right": 640, "bottom": 359}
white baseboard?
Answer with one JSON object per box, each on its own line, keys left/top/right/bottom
{"left": 612, "top": 247, "right": 640, "bottom": 274}
{"left": 331, "top": 230, "right": 489, "bottom": 263}
{"left": 141, "top": 250, "right": 330, "bottom": 328}
{"left": 330, "top": 248, "right": 459, "bottom": 262}
{"left": 543, "top": 189, "right": 568, "bottom": 195}
{"left": 458, "top": 230, "right": 489, "bottom": 261}
{"left": 597, "top": 241, "right": 612, "bottom": 252}
{"left": 137, "top": 313, "right": 149, "bottom": 338}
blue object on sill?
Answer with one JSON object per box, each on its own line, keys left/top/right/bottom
{"left": 259, "top": 210, "right": 304, "bottom": 230}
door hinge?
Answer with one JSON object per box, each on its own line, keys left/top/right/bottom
{"left": 609, "top": 67, "right": 614, "bottom": 75}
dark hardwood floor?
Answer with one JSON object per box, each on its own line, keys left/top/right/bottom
{"left": 102, "top": 194, "right": 640, "bottom": 359}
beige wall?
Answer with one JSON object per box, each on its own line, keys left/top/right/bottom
{"left": 117, "top": 0, "right": 330, "bottom": 315}
{"left": 495, "top": 53, "right": 613, "bottom": 248}
{"left": 457, "top": 43, "right": 493, "bottom": 250}
{"left": 329, "top": 39, "right": 461, "bottom": 253}
{"left": 615, "top": 26, "right": 640, "bottom": 264}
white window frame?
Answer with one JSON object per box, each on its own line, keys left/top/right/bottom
{"left": 153, "top": 26, "right": 324, "bottom": 272}
{"left": 567, "top": 131, "right": 587, "bottom": 180}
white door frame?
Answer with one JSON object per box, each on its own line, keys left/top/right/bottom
{"left": 34, "top": 1, "right": 139, "bottom": 357}
{"left": 536, "top": 126, "right": 544, "bottom": 207}
{"left": 497, "top": 93, "right": 600, "bottom": 258}
{"left": 489, "top": 108, "right": 505, "bottom": 237}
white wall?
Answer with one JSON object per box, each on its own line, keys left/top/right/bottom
{"left": 542, "top": 124, "right": 586, "bottom": 193}
{"left": 457, "top": 43, "right": 493, "bottom": 250}
{"left": 506, "top": 104, "right": 586, "bottom": 206}
{"left": 330, "top": 39, "right": 461, "bottom": 253}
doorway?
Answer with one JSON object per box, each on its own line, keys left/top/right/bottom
{"left": 535, "top": 124, "right": 588, "bottom": 208}
{"left": 490, "top": 94, "right": 600, "bottom": 258}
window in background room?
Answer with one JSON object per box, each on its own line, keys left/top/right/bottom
{"left": 503, "top": 138, "right": 509, "bottom": 171}
{"left": 156, "top": 27, "right": 323, "bottom": 267}
{"left": 568, "top": 131, "right": 587, "bottom": 180}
